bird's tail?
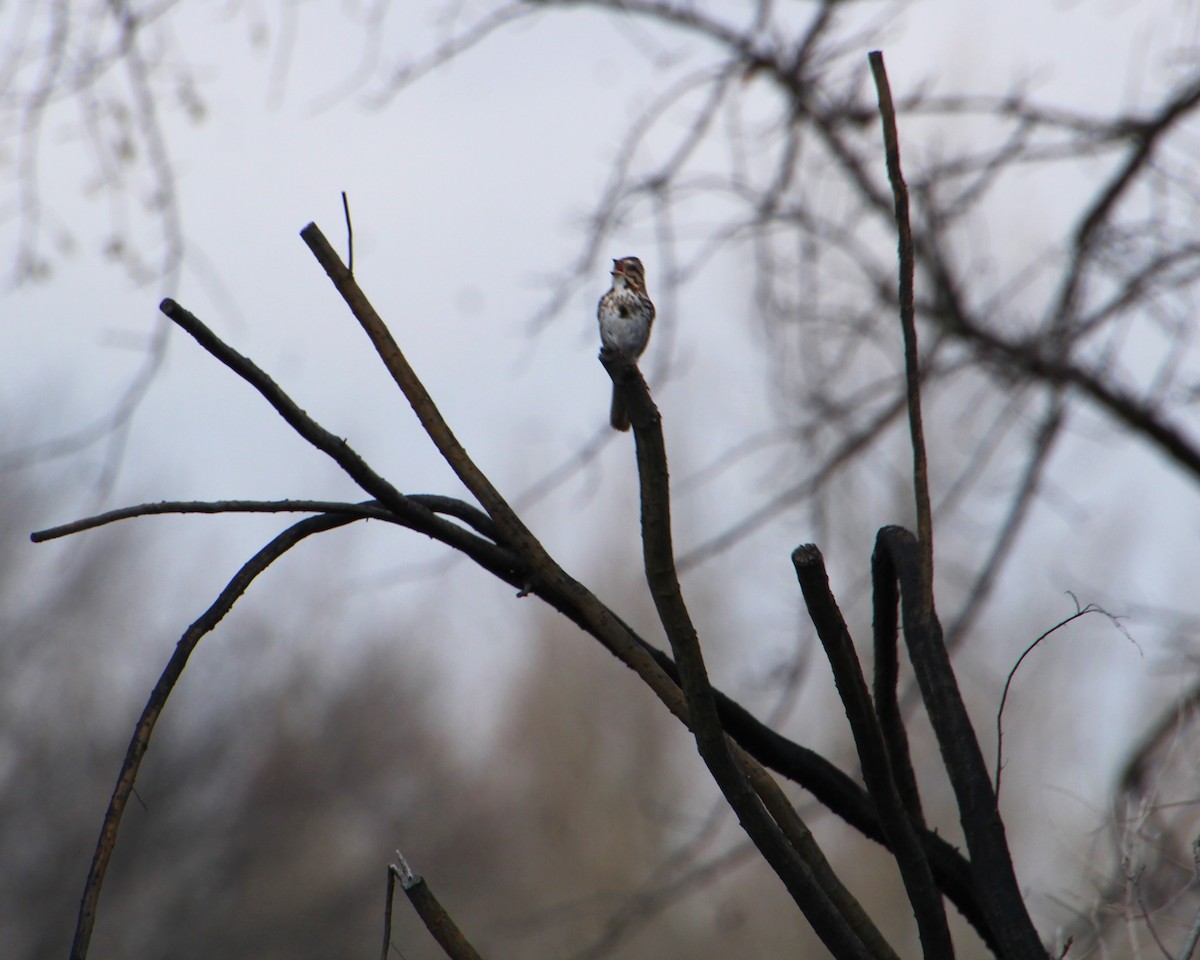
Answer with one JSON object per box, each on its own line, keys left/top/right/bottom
{"left": 610, "top": 387, "right": 631, "bottom": 432}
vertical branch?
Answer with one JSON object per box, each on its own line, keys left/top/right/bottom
{"left": 869, "top": 50, "right": 933, "bottom": 608}
{"left": 381, "top": 863, "right": 397, "bottom": 960}
{"left": 792, "top": 544, "right": 954, "bottom": 960}
{"left": 342, "top": 190, "right": 355, "bottom": 275}
{"left": 604, "top": 349, "right": 891, "bottom": 960}
{"left": 874, "top": 526, "right": 1046, "bottom": 960}
{"left": 871, "top": 555, "right": 925, "bottom": 826}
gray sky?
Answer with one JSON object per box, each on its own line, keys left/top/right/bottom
{"left": 4, "top": 0, "right": 1199, "bottom": 930}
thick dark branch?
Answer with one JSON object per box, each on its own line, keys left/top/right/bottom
{"left": 868, "top": 52, "right": 940, "bottom": 849}
{"left": 299, "top": 224, "right": 520, "bottom": 536}
{"left": 702, "top": 668, "right": 992, "bottom": 948}
{"left": 510, "top": 550, "right": 993, "bottom": 950}
{"left": 387, "top": 854, "right": 483, "bottom": 960}
{"left": 32, "top": 497, "right": 519, "bottom": 592}
{"left": 873, "top": 526, "right": 1047, "bottom": 960}
{"left": 69, "top": 513, "right": 357, "bottom": 960}
{"left": 871, "top": 535, "right": 925, "bottom": 823}
{"left": 602, "top": 348, "right": 891, "bottom": 960}
{"left": 792, "top": 543, "right": 953, "bottom": 960}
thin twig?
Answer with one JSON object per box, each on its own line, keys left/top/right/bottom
{"left": 869, "top": 50, "right": 932, "bottom": 607}
{"left": 31, "top": 496, "right": 501, "bottom": 544}
{"left": 159, "top": 299, "right": 411, "bottom": 518}
{"left": 33, "top": 499, "right": 388, "bottom": 541}
{"left": 381, "top": 863, "right": 398, "bottom": 960}
{"left": 994, "top": 602, "right": 1114, "bottom": 797}
{"left": 155, "top": 299, "right": 525, "bottom": 579}
{"left": 342, "top": 190, "right": 354, "bottom": 275}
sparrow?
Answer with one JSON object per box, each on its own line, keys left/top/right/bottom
{"left": 597, "top": 256, "right": 656, "bottom": 431}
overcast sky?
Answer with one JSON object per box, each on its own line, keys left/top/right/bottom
{"left": 4, "top": 0, "right": 1199, "bottom": 926}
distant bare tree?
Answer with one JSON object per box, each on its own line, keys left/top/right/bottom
{"left": 12, "top": 3, "right": 1200, "bottom": 959}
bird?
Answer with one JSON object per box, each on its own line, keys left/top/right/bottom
{"left": 597, "top": 256, "right": 656, "bottom": 431}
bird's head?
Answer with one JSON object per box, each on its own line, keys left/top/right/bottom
{"left": 611, "top": 256, "right": 647, "bottom": 292}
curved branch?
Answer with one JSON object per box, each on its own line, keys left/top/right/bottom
{"left": 69, "top": 512, "right": 358, "bottom": 960}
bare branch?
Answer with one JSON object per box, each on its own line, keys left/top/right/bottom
{"left": 869, "top": 50, "right": 933, "bottom": 609}
{"left": 156, "top": 298, "right": 469, "bottom": 537}
{"left": 342, "top": 190, "right": 355, "bottom": 275}
{"left": 30, "top": 495, "right": 507, "bottom": 566}
{"left": 603, "top": 347, "right": 895, "bottom": 960}
{"left": 388, "top": 852, "right": 484, "bottom": 960}
{"left": 873, "top": 525, "right": 1045, "bottom": 960}
{"left": 32, "top": 499, "right": 392, "bottom": 542}
{"left": 791, "top": 543, "right": 953, "bottom": 959}
{"left": 995, "top": 602, "right": 1129, "bottom": 797}
{"left": 69, "top": 512, "right": 358, "bottom": 960}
